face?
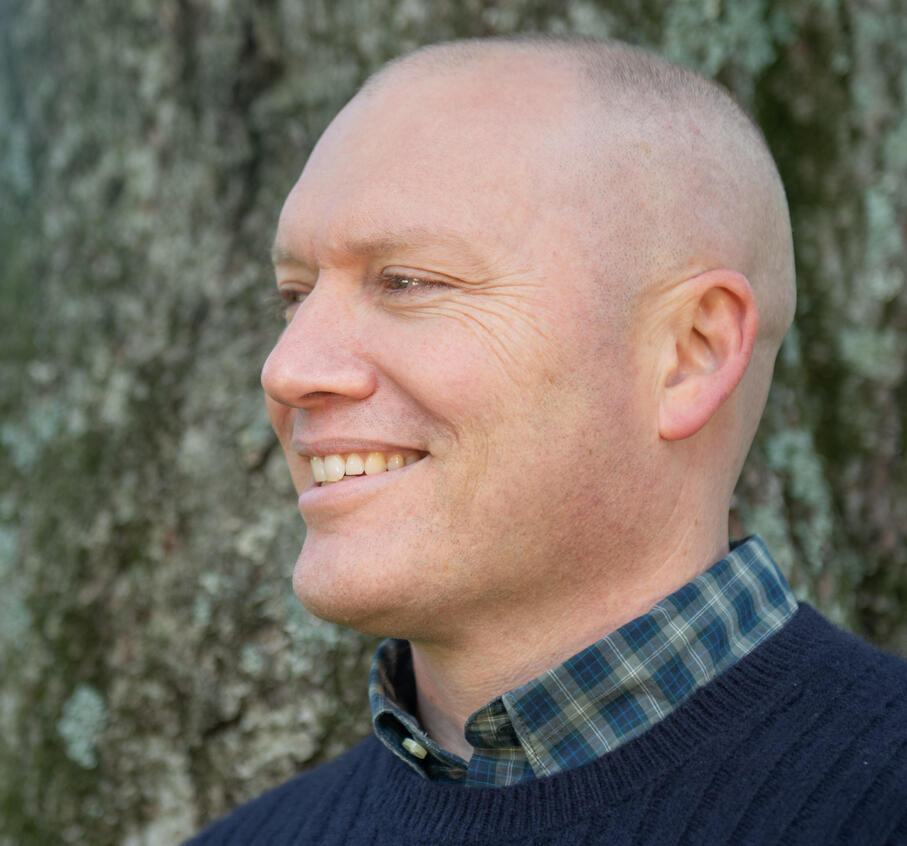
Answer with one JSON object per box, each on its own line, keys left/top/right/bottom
{"left": 262, "top": 58, "right": 658, "bottom": 641}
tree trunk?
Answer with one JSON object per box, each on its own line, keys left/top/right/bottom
{"left": 1, "top": 0, "right": 904, "bottom": 842}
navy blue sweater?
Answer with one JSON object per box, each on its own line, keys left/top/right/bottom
{"left": 189, "top": 606, "right": 907, "bottom": 845}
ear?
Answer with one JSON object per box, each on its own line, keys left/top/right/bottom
{"left": 658, "top": 270, "right": 759, "bottom": 441}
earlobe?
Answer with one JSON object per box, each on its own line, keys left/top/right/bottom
{"left": 658, "top": 270, "right": 759, "bottom": 441}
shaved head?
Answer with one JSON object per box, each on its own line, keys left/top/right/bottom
{"left": 363, "top": 37, "right": 796, "bottom": 464}
{"left": 265, "top": 35, "right": 796, "bottom": 644}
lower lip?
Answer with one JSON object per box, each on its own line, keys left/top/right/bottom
{"left": 297, "top": 459, "right": 425, "bottom": 516}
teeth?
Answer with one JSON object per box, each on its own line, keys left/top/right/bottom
{"left": 364, "top": 452, "right": 387, "bottom": 475}
{"left": 323, "top": 454, "right": 345, "bottom": 482}
{"left": 310, "top": 450, "right": 422, "bottom": 484}
{"left": 345, "top": 453, "right": 364, "bottom": 475}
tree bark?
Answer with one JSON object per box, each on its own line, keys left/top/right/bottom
{"left": 1, "top": 0, "right": 904, "bottom": 842}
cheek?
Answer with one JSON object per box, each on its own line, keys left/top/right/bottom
{"left": 374, "top": 301, "right": 557, "bottom": 426}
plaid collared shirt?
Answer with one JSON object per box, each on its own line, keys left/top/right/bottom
{"left": 369, "top": 535, "right": 798, "bottom": 787}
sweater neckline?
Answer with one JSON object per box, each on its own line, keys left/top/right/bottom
{"left": 361, "top": 606, "right": 846, "bottom": 842}
{"left": 369, "top": 535, "right": 798, "bottom": 787}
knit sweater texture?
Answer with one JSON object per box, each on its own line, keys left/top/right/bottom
{"left": 189, "top": 606, "right": 907, "bottom": 845}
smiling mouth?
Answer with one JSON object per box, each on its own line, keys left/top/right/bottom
{"left": 309, "top": 450, "right": 426, "bottom": 486}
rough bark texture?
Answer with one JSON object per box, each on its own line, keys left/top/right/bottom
{"left": 1, "top": 1, "right": 905, "bottom": 843}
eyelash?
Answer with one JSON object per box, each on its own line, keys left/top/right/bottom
{"left": 266, "top": 274, "right": 449, "bottom": 322}
{"left": 264, "top": 289, "right": 303, "bottom": 322}
{"left": 380, "top": 273, "right": 449, "bottom": 295}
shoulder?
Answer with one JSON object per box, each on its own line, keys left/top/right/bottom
{"left": 785, "top": 604, "right": 907, "bottom": 687}
{"left": 646, "top": 605, "right": 907, "bottom": 844}
{"left": 758, "top": 605, "right": 907, "bottom": 840}
{"left": 763, "top": 604, "right": 907, "bottom": 728}
{"left": 185, "top": 735, "right": 386, "bottom": 845}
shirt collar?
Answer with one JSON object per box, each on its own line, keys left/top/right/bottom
{"left": 369, "top": 535, "right": 798, "bottom": 787}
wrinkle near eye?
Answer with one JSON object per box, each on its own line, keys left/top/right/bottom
{"left": 383, "top": 281, "right": 552, "bottom": 386}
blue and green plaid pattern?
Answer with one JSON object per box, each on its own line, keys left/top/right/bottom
{"left": 369, "top": 535, "right": 798, "bottom": 787}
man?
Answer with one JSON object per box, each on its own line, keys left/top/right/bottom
{"left": 191, "top": 36, "right": 907, "bottom": 845}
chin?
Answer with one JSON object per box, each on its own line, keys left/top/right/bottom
{"left": 291, "top": 543, "right": 418, "bottom": 638}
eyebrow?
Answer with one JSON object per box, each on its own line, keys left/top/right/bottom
{"left": 270, "top": 243, "right": 310, "bottom": 267}
{"left": 270, "top": 227, "right": 486, "bottom": 270}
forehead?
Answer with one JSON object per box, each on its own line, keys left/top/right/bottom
{"left": 275, "top": 56, "right": 594, "bottom": 262}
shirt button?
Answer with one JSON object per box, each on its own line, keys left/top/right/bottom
{"left": 402, "top": 738, "right": 428, "bottom": 759}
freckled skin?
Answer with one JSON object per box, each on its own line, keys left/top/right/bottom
{"left": 261, "top": 55, "right": 657, "bottom": 644}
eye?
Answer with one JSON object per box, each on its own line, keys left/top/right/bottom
{"left": 266, "top": 287, "right": 309, "bottom": 323}
{"left": 380, "top": 273, "right": 450, "bottom": 295}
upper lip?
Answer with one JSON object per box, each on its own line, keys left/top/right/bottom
{"left": 291, "top": 438, "right": 427, "bottom": 458}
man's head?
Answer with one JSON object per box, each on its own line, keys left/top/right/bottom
{"left": 262, "top": 37, "right": 795, "bottom": 652}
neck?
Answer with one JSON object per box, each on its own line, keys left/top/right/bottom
{"left": 409, "top": 522, "right": 729, "bottom": 761}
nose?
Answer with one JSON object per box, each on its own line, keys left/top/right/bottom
{"left": 260, "top": 287, "right": 378, "bottom": 408}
